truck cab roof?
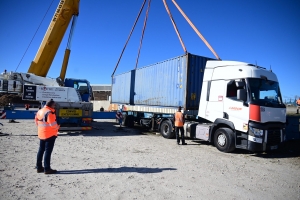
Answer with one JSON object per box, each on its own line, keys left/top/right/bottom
{"left": 205, "top": 60, "right": 278, "bottom": 82}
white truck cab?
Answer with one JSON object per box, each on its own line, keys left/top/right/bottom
{"left": 198, "top": 61, "right": 286, "bottom": 152}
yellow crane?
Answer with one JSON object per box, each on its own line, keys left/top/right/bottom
{"left": 27, "top": 0, "right": 80, "bottom": 82}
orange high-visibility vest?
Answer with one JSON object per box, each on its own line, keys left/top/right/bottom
{"left": 297, "top": 99, "right": 300, "bottom": 105}
{"left": 175, "top": 111, "right": 184, "bottom": 127}
{"left": 35, "top": 106, "right": 59, "bottom": 139}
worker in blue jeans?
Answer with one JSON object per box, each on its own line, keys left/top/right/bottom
{"left": 174, "top": 106, "right": 187, "bottom": 145}
{"left": 35, "top": 100, "right": 60, "bottom": 174}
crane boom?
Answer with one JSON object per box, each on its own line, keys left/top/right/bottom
{"left": 27, "top": 0, "right": 80, "bottom": 77}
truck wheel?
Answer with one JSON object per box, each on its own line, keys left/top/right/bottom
{"left": 214, "top": 128, "right": 235, "bottom": 153}
{"left": 160, "top": 120, "right": 174, "bottom": 139}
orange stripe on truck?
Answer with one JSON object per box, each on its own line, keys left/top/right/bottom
{"left": 249, "top": 104, "right": 261, "bottom": 122}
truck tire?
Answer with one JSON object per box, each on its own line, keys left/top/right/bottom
{"left": 160, "top": 120, "right": 174, "bottom": 139}
{"left": 214, "top": 128, "right": 235, "bottom": 153}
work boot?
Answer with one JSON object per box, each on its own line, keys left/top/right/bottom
{"left": 182, "top": 143, "right": 187, "bottom": 145}
{"left": 36, "top": 167, "right": 44, "bottom": 173}
{"left": 44, "top": 169, "right": 57, "bottom": 174}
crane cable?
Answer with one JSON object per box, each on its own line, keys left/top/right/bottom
{"left": 171, "top": 0, "right": 221, "bottom": 60}
{"left": 135, "top": 0, "right": 152, "bottom": 69}
{"left": 15, "top": 0, "right": 55, "bottom": 72}
{"left": 66, "top": 15, "right": 78, "bottom": 50}
{"left": 112, "top": 0, "right": 147, "bottom": 77}
{"left": 162, "top": 0, "right": 187, "bottom": 54}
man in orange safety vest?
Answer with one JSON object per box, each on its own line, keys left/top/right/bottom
{"left": 174, "top": 106, "right": 187, "bottom": 145}
{"left": 35, "top": 99, "right": 60, "bottom": 174}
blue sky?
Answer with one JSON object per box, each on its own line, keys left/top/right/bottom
{"left": 0, "top": 0, "right": 299, "bottom": 102}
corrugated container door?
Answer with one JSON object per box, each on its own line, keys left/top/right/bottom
{"left": 111, "top": 70, "right": 134, "bottom": 104}
{"left": 186, "top": 54, "right": 209, "bottom": 110}
{"left": 134, "top": 55, "right": 188, "bottom": 107}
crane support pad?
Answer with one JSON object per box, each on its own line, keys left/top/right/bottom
{"left": 3, "top": 110, "right": 37, "bottom": 119}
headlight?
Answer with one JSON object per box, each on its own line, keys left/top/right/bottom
{"left": 249, "top": 126, "right": 264, "bottom": 137}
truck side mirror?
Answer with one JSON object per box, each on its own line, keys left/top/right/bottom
{"left": 235, "top": 81, "right": 245, "bottom": 88}
{"left": 237, "top": 89, "right": 247, "bottom": 101}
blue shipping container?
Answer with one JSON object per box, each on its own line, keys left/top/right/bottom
{"left": 111, "top": 53, "right": 213, "bottom": 110}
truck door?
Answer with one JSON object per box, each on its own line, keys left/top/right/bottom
{"left": 223, "top": 79, "right": 249, "bottom": 132}
{"left": 204, "top": 80, "right": 226, "bottom": 121}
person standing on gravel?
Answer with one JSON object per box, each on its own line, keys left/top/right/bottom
{"left": 116, "top": 111, "right": 123, "bottom": 127}
{"left": 174, "top": 106, "right": 187, "bottom": 145}
{"left": 35, "top": 99, "right": 60, "bottom": 174}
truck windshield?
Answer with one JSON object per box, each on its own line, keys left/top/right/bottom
{"left": 248, "top": 78, "right": 283, "bottom": 106}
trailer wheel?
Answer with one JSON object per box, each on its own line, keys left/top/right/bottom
{"left": 214, "top": 128, "right": 235, "bottom": 153}
{"left": 160, "top": 120, "right": 174, "bottom": 139}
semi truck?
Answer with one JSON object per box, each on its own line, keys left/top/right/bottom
{"left": 111, "top": 53, "right": 286, "bottom": 153}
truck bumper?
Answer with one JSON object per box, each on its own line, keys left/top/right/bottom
{"left": 247, "top": 140, "right": 279, "bottom": 152}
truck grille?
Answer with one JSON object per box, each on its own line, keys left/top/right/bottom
{"left": 267, "top": 129, "right": 281, "bottom": 145}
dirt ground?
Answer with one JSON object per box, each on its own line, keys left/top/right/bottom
{"left": 0, "top": 119, "right": 299, "bottom": 200}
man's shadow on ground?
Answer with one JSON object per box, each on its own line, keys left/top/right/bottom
{"left": 56, "top": 167, "right": 176, "bottom": 174}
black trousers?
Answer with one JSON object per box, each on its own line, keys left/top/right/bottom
{"left": 175, "top": 126, "right": 185, "bottom": 144}
{"left": 36, "top": 136, "right": 57, "bottom": 171}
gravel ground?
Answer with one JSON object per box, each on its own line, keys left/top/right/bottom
{"left": 0, "top": 119, "right": 299, "bottom": 200}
